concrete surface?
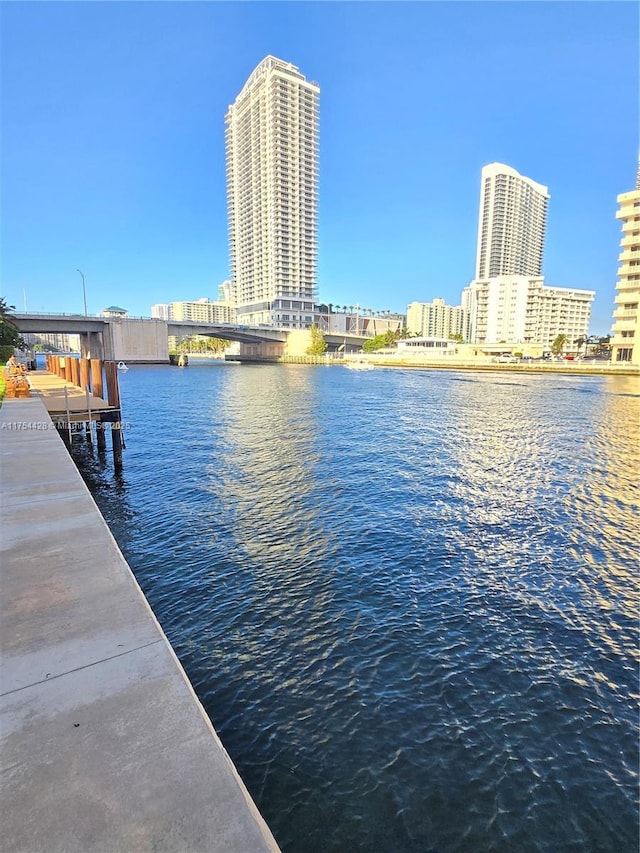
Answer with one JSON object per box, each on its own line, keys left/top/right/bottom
{"left": 0, "top": 397, "right": 280, "bottom": 853}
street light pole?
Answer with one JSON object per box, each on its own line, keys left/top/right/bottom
{"left": 77, "top": 269, "right": 87, "bottom": 316}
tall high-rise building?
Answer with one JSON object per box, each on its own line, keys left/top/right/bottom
{"left": 475, "top": 163, "right": 549, "bottom": 280}
{"left": 610, "top": 164, "right": 640, "bottom": 364}
{"left": 225, "top": 56, "right": 320, "bottom": 328}
{"left": 465, "top": 163, "right": 593, "bottom": 346}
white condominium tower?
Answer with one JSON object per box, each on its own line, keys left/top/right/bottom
{"left": 476, "top": 163, "right": 549, "bottom": 280}
{"left": 610, "top": 165, "right": 640, "bottom": 364}
{"left": 465, "top": 163, "right": 594, "bottom": 346}
{"left": 225, "top": 56, "right": 320, "bottom": 328}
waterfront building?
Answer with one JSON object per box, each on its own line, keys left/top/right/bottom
{"left": 406, "top": 298, "right": 468, "bottom": 340}
{"left": 317, "top": 306, "right": 405, "bottom": 337}
{"left": 475, "top": 163, "right": 549, "bottom": 280}
{"left": 464, "top": 163, "right": 593, "bottom": 347}
{"left": 152, "top": 297, "right": 236, "bottom": 325}
{"left": 610, "top": 166, "right": 640, "bottom": 364}
{"left": 21, "top": 332, "right": 81, "bottom": 353}
{"left": 462, "top": 276, "right": 594, "bottom": 348}
{"left": 396, "top": 337, "right": 458, "bottom": 357}
{"left": 225, "top": 56, "right": 320, "bottom": 328}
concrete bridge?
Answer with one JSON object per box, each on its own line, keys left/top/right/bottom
{"left": 167, "top": 321, "right": 368, "bottom": 353}
{"left": 167, "top": 320, "right": 288, "bottom": 344}
{"left": 11, "top": 313, "right": 368, "bottom": 362}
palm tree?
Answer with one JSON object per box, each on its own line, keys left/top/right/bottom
{"left": 573, "top": 335, "right": 588, "bottom": 357}
{"left": 551, "top": 333, "right": 568, "bottom": 356}
{"left": 0, "top": 297, "right": 26, "bottom": 357}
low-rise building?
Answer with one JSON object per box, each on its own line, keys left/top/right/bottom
{"left": 101, "top": 306, "right": 128, "bottom": 318}
{"left": 406, "top": 299, "right": 467, "bottom": 340}
{"left": 152, "top": 297, "right": 237, "bottom": 325}
{"left": 462, "top": 276, "right": 594, "bottom": 348}
{"left": 316, "top": 306, "right": 405, "bottom": 337}
{"left": 396, "top": 337, "right": 458, "bottom": 356}
{"left": 21, "top": 332, "right": 81, "bottom": 353}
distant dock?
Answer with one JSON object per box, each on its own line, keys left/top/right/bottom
{"left": 26, "top": 359, "right": 126, "bottom": 470}
{"left": 0, "top": 395, "right": 280, "bottom": 852}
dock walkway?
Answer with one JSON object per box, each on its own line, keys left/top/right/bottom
{"left": 0, "top": 396, "right": 279, "bottom": 852}
{"left": 26, "top": 369, "right": 119, "bottom": 423}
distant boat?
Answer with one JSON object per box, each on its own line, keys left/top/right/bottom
{"left": 345, "top": 359, "right": 374, "bottom": 371}
{"left": 117, "top": 361, "right": 129, "bottom": 372}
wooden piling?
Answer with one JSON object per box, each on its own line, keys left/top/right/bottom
{"left": 90, "top": 359, "right": 106, "bottom": 451}
{"left": 104, "top": 362, "right": 121, "bottom": 409}
{"left": 70, "top": 357, "right": 80, "bottom": 388}
{"left": 80, "top": 358, "right": 91, "bottom": 392}
{"left": 90, "top": 359, "right": 104, "bottom": 399}
{"left": 104, "top": 361, "right": 123, "bottom": 471}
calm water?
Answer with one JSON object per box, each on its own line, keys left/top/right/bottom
{"left": 71, "top": 362, "right": 639, "bottom": 852}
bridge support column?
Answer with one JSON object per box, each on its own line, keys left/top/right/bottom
{"left": 81, "top": 331, "right": 105, "bottom": 360}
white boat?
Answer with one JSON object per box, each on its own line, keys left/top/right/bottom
{"left": 117, "top": 361, "right": 129, "bottom": 372}
{"left": 345, "top": 359, "right": 374, "bottom": 371}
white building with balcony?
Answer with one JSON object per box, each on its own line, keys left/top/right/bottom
{"left": 462, "top": 276, "right": 594, "bottom": 347}
{"left": 464, "top": 163, "right": 593, "bottom": 348}
{"left": 406, "top": 298, "right": 468, "bottom": 340}
{"left": 151, "top": 297, "right": 236, "bottom": 325}
{"left": 225, "top": 56, "right": 319, "bottom": 328}
{"left": 475, "top": 163, "right": 549, "bottom": 280}
{"left": 610, "top": 168, "right": 640, "bottom": 364}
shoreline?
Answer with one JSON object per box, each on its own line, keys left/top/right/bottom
{"left": 225, "top": 353, "right": 640, "bottom": 377}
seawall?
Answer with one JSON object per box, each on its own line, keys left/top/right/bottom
{"left": 0, "top": 397, "right": 279, "bottom": 852}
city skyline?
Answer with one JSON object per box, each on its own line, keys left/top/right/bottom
{"left": 1, "top": 2, "right": 636, "bottom": 333}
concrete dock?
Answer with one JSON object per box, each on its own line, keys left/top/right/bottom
{"left": 0, "top": 397, "right": 280, "bottom": 852}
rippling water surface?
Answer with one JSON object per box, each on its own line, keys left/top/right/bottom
{"left": 72, "top": 363, "right": 639, "bottom": 852}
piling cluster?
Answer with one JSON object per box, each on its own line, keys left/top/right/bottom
{"left": 44, "top": 355, "right": 124, "bottom": 470}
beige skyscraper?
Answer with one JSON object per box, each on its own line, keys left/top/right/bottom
{"left": 406, "top": 298, "right": 467, "bottom": 340}
{"left": 610, "top": 165, "right": 640, "bottom": 364}
{"left": 225, "top": 56, "right": 319, "bottom": 328}
{"left": 475, "top": 163, "right": 549, "bottom": 280}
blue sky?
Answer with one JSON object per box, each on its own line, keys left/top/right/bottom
{"left": 1, "top": 1, "right": 637, "bottom": 333}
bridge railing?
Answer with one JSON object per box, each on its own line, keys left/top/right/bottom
{"left": 14, "top": 311, "right": 160, "bottom": 321}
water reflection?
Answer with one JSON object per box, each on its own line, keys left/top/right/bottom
{"left": 211, "top": 365, "right": 324, "bottom": 565}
